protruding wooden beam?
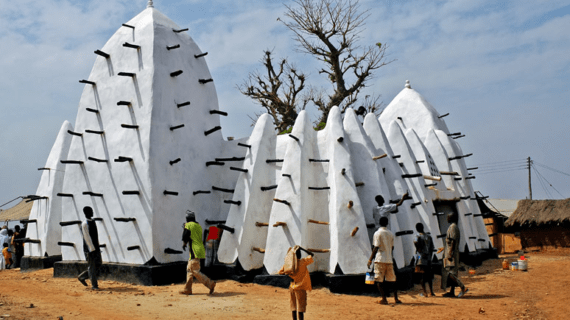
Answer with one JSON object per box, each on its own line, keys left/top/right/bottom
{"left": 308, "top": 186, "right": 330, "bottom": 190}
{"left": 67, "top": 130, "right": 83, "bottom": 137}
{"left": 88, "top": 157, "right": 108, "bottom": 163}
{"left": 114, "top": 156, "right": 133, "bottom": 162}
{"left": 118, "top": 72, "right": 136, "bottom": 77}
{"left": 261, "top": 185, "right": 278, "bottom": 191}
{"left": 438, "top": 113, "right": 449, "bottom": 119}
{"left": 238, "top": 143, "right": 251, "bottom": 149}
{"left": 252, "top": 247, "right": 265, "bottom": 253}
{"left": 423, "top": 175, "right": 442, "bottom": 181}
{"left": 217, "top": 224, "right": 235, "bottom": 234}
{"left": 194, "top": 52, "right": 208, "bottom": 58}
{"left": 173, "top": 28, "right": 189, "bottom": 33}
{"left": 266, "top": 159, "right": 284, "bottom": 163}
{"left": 117, "top": 101, "right": 131, "bottom": 106}
{"left": 122, "top": 23, "right": 135, "bottom": 29}
{"left": 308, "top": 248, "right": 330, "bottom": 253}
{"left": 273, "top": 198, "right": 290, "bottom": 205}
{"left": 163, "top": 190, "right": 179, "bottom": 196}
{"left": 350, "top": 227, "right": 359, "bottom": 237}
{"left": 355, "top": 182, "right": 365, "bottom": 187}
{"left": 465, "top": 176, "right": 476, "bottom": 180}
{"left": 94, "top": 50, "right": 110, "bottom": 58}
{"left": 114, "top": 217, "right": 136, "bottom": 222}
{"left": 169, "top": 158, "right": 181, "bottom": 165}
{"left": 170, "top": 70, "right": 183, "bottom": 77}
{"left": 193, "top": 190, "right": 211, "bottom": 195}
{"left": 83, "top": 191, "right": 103, "bottom": 197}
{"left": 452, "top": 135, "right": 465, "bottom": 139}
{"left": 440, "top": 171, "right": 459, "bottom": 176}
{"left": 122, "top": 191, "right": 140, "bottom": 195}
{"left": 230, "top": 167, "right": 248, "bottom": 173}
{"left": 59, "top": 221, "right": 81, "bottom": 227}
{"left": 308, "top": 219, "right": 329, "bottom": 225}
{"left": 177, "top": 101, "right": 190, "bottom": 108}
{"left": 199, "top": 78, "right": 213, "bottom": 84}
{"left": 224, "top": 200, "right": 241, "bottom": 206}
{"left": 127, "top": 245, "right": 140, "bottom": 251}
{"left": 170, "top": 124, "right": 185, "bottom": 131}
{"left": 86, "top": 108, "right": 99, "bottom": 113}
{"left": 309, "top": 159, "right": 330, "bottom": 163}
{"left": 273, "top": 222, "right": 287, "bottom": 227}
{"left": 206, "top": 161, "right": 224, "bottom": 166}
{"left": 402, "top": 173, "right": 422, "bottom": 178}
{"left": 121, "top": 124, "right": 139, "bottom": 129}
{"left": 395, "top": 230, "right": 414, "bottom": 236}
{"left": 56, "top": 193, "right": 73, "bottom": 197}
{"left": 210, "top": 110, "right": 228, "bottom": 116}
{"left": 204, "top": 126, "right": 221, "bottom": 136}
{"left": 337, "top": 137, "right": 344, "bottom": 142}
{"left": 288, "top": 134, "right": 299, "bottom": 141}
{"left": 37, "top": 167, "right": 50, "bottom": 171}
{"left": 167, "top": 44, "right": 180, "bottom": 50}
{"left": 61, "top": 160, "right": 84, "bottom": 165}
{"left": 372, "top": 154, "right": 387, "bottom": 160}
{"left": 255, "top": 222, "right": 269, "bottom": 227}
{"left": 79, "top": 80, "right": 96, "bottom": 86}
{"left": 57, "top": 242, "right": 75, "bottom": 247}
{"left": 123, "top": 42, "right": 140, "bottom": 49}
{"left": 347, "top": 200, "right": 353, "bottom": 209}
{"left": 212, "top": 186, "right": 234, "bottom": 193}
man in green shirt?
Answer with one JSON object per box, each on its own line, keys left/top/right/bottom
{"left": 180, "top": 210, "right": 216, "bottom": 295}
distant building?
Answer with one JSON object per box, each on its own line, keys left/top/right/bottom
{"left": 505, "top": 199, "right": 570, "bottom": 251}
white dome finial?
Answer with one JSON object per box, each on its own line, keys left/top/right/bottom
{"left": 405, "top": 80, "right": 411, "bottom": 89}
{"left": 147, "top": 0, "right": 154, "bottom": 8}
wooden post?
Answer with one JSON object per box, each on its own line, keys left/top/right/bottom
{"left": 528, "top": 156, "right": 532, "bottom": 200}
{"left": 350, "top": 227, "right": 359, "bottom": 237}
{"left": 308, "top": 219, "right": 329, "bottom": 225}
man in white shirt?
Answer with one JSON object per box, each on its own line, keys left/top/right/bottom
{"left": 372, "top": 192, "right": 408, "bottom": 231}
{"left": 367, "top": 216, "right": 401, "bottom": 305}
{"left": 77, "top": 206, "right": 102, "bottom": 290}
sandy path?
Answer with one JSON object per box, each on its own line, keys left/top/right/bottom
{"left": 1, "top": 252, "right": 569, "bottom": 319}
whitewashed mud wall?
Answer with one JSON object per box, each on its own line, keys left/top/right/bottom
{"left": 37, "top": 5, "right": 490, "bottom": 271}
{"left": 219, "top": 82, "right": 491, "bottom": 274}
{"left": 25, "top": 121, "right": 73, "bottom": 257}
{"left": 58, "top": 7, "right": 242, "bottom": 265}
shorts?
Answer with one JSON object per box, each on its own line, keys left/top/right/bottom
{"left": 374, "top": 262, "right": 396, "bottom": 282}
{"left": 289, "top": 287, "right": 307, "bottom": 312}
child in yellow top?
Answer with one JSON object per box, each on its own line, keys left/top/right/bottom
{"left": 3, "top": 243, "right": 13, "bottom": 269}
{"left": 278, "top": 246, "right": 314, "bottom": 320}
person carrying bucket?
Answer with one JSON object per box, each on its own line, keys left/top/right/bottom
{"left": 278, "top": 245, "right": 314, "bottom": 320}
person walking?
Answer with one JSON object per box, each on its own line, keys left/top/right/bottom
{"left": 77, "top": 206, "right": 102, "bottom": 290}
{"left": 180, "top": 210, "right": 216, "bottom": 295}
{"left": 278, "top": 245, "right": 314, "bottom": 320}
{"left": 441, "top": 212, "right": 468, "bottom": 298}
{"left": 413, "top": 222, "right": 435, "bottom": 297}
{"left": 368, "top": 216, "right": 401, "bottom": 305}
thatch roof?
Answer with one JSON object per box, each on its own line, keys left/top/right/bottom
{"left": 505, "top": 198, "right": 570, "bottom": 227}
{"left": 0, "top": 200, "right": 33, "bottom": 223}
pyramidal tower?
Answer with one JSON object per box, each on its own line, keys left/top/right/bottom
{"left": 56, "top": 2, "right": 243, "bottom": 266}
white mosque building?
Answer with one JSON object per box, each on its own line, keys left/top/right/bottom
{"left": 23, "top": 2, "right": 491, "bottom": 286}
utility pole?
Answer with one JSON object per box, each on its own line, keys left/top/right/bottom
{"left": 527, "top": 156, "right": 532, "bottom": 200}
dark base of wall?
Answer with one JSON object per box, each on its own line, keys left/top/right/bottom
{"left": 20, "top": 255, "right": 62, "bottom": 271}
{"left": 54, "top": 260, "right": 188, "bottom": 286}
{"left": 49, "top": 248, "right": 496, "bottom": 293}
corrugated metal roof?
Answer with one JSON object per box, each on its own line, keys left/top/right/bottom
{"left": 0, "top": 200, "right": 33, "bottom": 223}
{"left": 485, "top": 199, "right": 521, "bottom": 218}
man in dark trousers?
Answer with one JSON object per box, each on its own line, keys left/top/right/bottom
{"left": 11, "top": 225, "right": 25, "bottom": 268}
{"left": 441, "top": 212, "right": 468, "bottom": 298}
{"left": 78, "top": 206, "right": 102, "bottom": 290}
{"left": 180, "top": 210, "right": 216, "bottom": 295}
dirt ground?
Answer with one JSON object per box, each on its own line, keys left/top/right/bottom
{"left": 1, "top": 252, "right": 569, "bottom": 320}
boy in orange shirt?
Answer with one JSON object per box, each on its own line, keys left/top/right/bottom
{"left": 3, "top": 243, "right": 13, "bottom": 269}
{"left": 278, "top": 246, "right": 314, "bottom": 320}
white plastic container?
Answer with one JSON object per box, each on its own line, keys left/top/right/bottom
{"left": 517, "top": 259, "right": 528, "bottom": 271}
{"left": 510, "top": 261, "right": 518, "bottom": 271}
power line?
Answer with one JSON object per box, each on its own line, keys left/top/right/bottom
{"left": 532, "top": 165, "right": 565, "bottom": 198}
{"left": 472, "top": 159, "right": 527, "bottom": 167}
{"left": 534, "top": 162, "right": 570, "bottom": 177}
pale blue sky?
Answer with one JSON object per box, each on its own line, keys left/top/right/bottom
{"left": 1, "top": 0, "right": 569, "bottom": 207}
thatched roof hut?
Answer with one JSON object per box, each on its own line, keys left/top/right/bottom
{"left": 505, "top": 199, "right": 570, "bottom": 227}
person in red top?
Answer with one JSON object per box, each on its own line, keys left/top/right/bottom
{"left": 278, "top": 246, "right": 314, "bottom": 320}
